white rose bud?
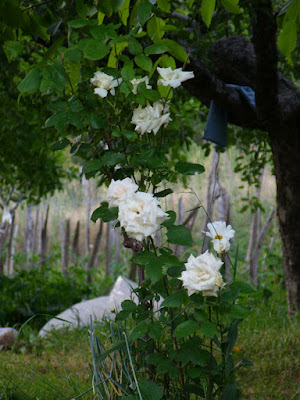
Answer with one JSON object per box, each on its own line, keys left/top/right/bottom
{"left": 130, "top": 76, "right": 152, "bottom": 95}
{"left": 204, "top": 221, "right": 235, "bottom": 253}
{"left": 157, "top": 67, "right": 194, "bottom": 89}
{"left": 107, "top": 178, "right": 138, "bottom": 208}
{"left": 91, "top": 71, "right": 122, "bottom": 98}
{"left": 179, "top": 250, "right": 225, "bottom": 297}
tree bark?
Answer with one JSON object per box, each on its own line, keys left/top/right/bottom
{"left": 40, "top": 205, "right": 49, "bottom": 267}
{"left": 72, "top": 220, "right": 80, "bottom": 264}
{"left": 270, "top": 129, "right": 300, "bottom": 313}
{"left": 86, "top": 220, "right": 103, "bottom": 283}
{"left": 61, "top": 219, "right": 70, "bottom": 275}
{"left": 105, "top": 221, "right": 111, "bottom": 276}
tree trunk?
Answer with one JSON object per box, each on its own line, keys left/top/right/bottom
{"left": 82, "top": 173, "right": 91, "bottom": 256}
{"left": 86, "top": 220, "right": 103, "bottom": 283}
{"left": 25, "top": 203, "right": 33, "bottom": 268}
{"left": 270, "top": 128, "right": 300, "bottom": 313}
{"left": 32, "top": 206, "right": 39, "bottom": 255}
{"left": 4, "top": 211, "right": 15, "bottom": 275}
{"left": 40, "top": 205, "right": 49, "bottom": 267}
{"left": 61, "top": 219, "right": 70, "bottom": 275}
{"left": 72, "top": 220, "right": 80, "bottom": 264}
{"left": 9, "top": 223, "right": 18, "bottom": 275}
{"left": 112, "top": 226, "right": 120, "bottom": 264}
{"left": 202, "top": 149, "right": 219, "bottom": 252}
{"left": 250, "top": 209, "right": 275, "bottom": 286}
{"left": 105, "top": 221, "right": 111, "bottom": 276}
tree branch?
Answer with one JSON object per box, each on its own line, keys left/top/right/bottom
{"left": 251, "top": 0, "right": 279, "bottom": 126}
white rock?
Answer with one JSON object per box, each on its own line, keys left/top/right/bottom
{"left": 39, "top": 276, "right": 138, "bottom": 337}
{"left": 0, "top": 327, "right": 18, "bottom": 349}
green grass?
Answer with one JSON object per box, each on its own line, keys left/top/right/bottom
{"left": 0, "top": 290, "right": 299, "bottom": 400}
{"left": 236, "top": 290, "right": 300, "bottom": 399}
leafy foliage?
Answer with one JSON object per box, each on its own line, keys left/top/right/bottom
{"left": 0, "top": 266, "right": 107, "bottom": 329}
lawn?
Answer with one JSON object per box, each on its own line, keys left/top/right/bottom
{"left": 0, "top": 288, "right": 299, "bottom": 400}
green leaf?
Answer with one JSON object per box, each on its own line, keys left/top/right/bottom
{"left": 138, "top": 3, "right": 152, "bottom": 26}
{"left": 122, "top": 130, "right": 138, "bottom": 141}
{"left": 175, "top": 161, "right": 205, "bottom": 175}
{"left": 161, "top": 210, "right": 176, "bottom": 227}
{"left": 134, "top": 54, "right": 153, "bottom": 72}
{"left": 185, "top": 384, "right": 205, "bottom": 397}
{"left": 131, "top": 250, "right": 156, "bottom": 265}
{"left": 200, "top": 321, "right": 217, "bottom": 338}
{"left": 167, "top": 225, "right": 192, "bottom": 246}
{"left": 148, "top": 322, "right": 163, "bottom": 339}
{"left": 139, "top": 378, "right": 163, "bottom": 400}
{"left": 162, "top": 39, "right": 188, "bottom": 62}
{"left": 17, "top": 68, "right": 41, "bottom": 94}
{"left": 193, "top": 309, "right": 208, "bottom": 322}
{"left": 128, "top": 38, "right": 143, "bottom": 55}
{"left": 129, "top": 321, "right": 148, "bottom": 341}
{"left": 144, "top": 42, "right": 169, "bottom": 55}
{"left": 90, "top": 113, "right": 107, "bottom": 129}
{"left": 121, "top": 61, "right": 135, "bottom": 80}
{"left": 76, "top": 0, "right": 88, "bottom": 18}
{"left": 147, "top": 16, "right": 165, "bottom": 43}
{"left": 220, "top": 384, "right": 242, "bottom": 400}
{"left": 121, "top": 299, "right": 137, "bottom": 312}
{"left": 83, "top": 40, "right": 110, "bottom": 60}
{"left": 154, "top": 188, "right": 173, "bottom": 198}
{"left": 229, "top": 281, "right": 255, "bottom": 294}
{"left": 3, "top": 41, "right": 24, "bottom": 62}
{"left": 145, "top": 261, "right": 163, "bottom": 284}
{"left": 159, "top": 255, "right": 182, "bottom": 266}
{"left": 278, "top": 20, "right": 297, "bottom": 63}
{"left": 102, "top": 151, "right": 126, "bottom": 166}
{"left": 161, "top": 289, "right": 189, "bottom": 307}
{"left": 229, "top": 305, "right": 250, "bottom": 319}
{"left": 97, "top": 0, "right": 124, "bottom": 16}
{"left": 67, "top": 19, "right": 90, "bottom": 28}
{"left": 91, "top": 202, "right": 118, "bottom": 223}
{"left": 82, "top": 159, "right": 102, "bottom": 174}
{"left": 138, "top": 148, "right": 167, "bottom": 168}
{"left": 50, "top": 138, "right": 70, "bottom": 151}
{"left": 118, "top": 0, "right": 130, "bottom": 25}
{"left": 45, "top": 110, "right": 82, "bottom": 132}
{"left": 173, "top": 320, "right": 199, "bottom": 338}
{"left": 201, "top": 0, "right": 216, "bottom": 27}
{"left": 157, "top": 0, "right": 170, "bottom": 12}
{"left": 221, "top": 0, "right": 242, "bottom": 14}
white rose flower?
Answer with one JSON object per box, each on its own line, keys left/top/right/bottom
{"left": 91, "top": 71, "right": 122, "bottom": 98}
{"left": 157, "top": 67, "right": 195, "bottom": 89}
{"left": 131, "top": 101, "right": 171, "bottom": 135}
{"left": 179, "top": 250, "right": 224, "bottom": 297}
{"left": 107, "top": 178, "right": 138, "bottom": 208}
{"left": 204, "top": 221, "right": 235, "bottom": 253}
{"left": 130, "top": 76, "right": 152, "bottom": 95}
{"left": 118, "top": 191, "right": 169, "bottom": 241}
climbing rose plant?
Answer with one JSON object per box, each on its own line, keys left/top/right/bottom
{"left": 15, "top": 2, "right": 255, "bottom": 398}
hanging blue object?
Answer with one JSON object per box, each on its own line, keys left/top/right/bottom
{"left": 203, "top": 85, "right": 256, "bottom": 147}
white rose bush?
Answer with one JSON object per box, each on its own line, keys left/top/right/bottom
{"left": 36, "top": 5, "right": 255, "bottom": 399}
